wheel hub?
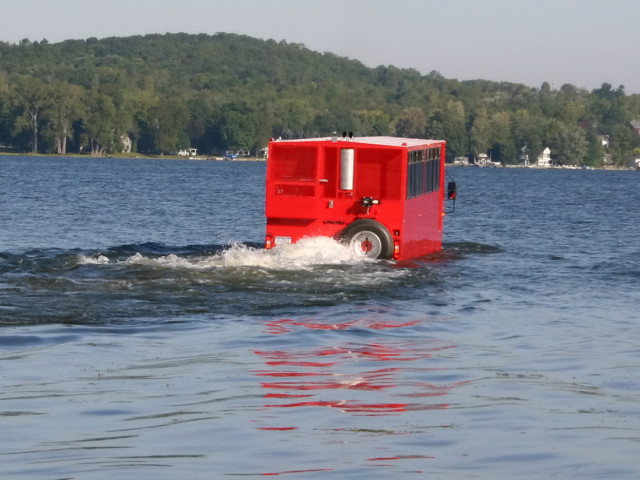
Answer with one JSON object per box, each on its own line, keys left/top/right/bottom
{"left": 360, "top": 239, "right": 373, "bottom": 252}
{"left": 350, "top": 230, "right": 382, "bottom": 258}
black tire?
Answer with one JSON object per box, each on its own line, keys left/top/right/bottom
{"left": 341, "top": 219, "right": 394, "bottom": 260}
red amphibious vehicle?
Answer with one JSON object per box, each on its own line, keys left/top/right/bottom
{"left": 264, "top": 134, "right": 454, "bottom": 261}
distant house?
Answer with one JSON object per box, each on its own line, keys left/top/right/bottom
{"left": 628, "top": 156, "right": 640, "bottom": 169}
{"left": 630, "top": 120, "right": 640, "bottom": 135}
{"left": 178, "top": 148, "right": 197, "bottom": 156}
{"left": 537, "top": 147, "right": 554, "bottom": 167}
{"left": 603, "top": 154, "right": 614, "bottom": 167}
{"left": 224, "top": 149, "right": 250, "bottom": 158}
{"left": 597, "top": 135, "right": 610, "bottom": 150}
{"left": 518, "top": 146, "right": 530, "bottom": 166}
{"left": 476, "top": 153, "right": 490, "bottom": 166}
{"left": 120, "top": 134, "right": 132, "bottom": 153}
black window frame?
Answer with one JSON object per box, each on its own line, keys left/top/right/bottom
{"left": 407, "top": 147, "right": 440, "bottom": 199}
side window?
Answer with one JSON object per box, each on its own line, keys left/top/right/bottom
{"left": 407, "top": 150, "right": 425, "bottom": 198}
{"left": 407, "top": 147, "right": 440, "bottom": 198}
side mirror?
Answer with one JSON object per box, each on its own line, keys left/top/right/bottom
{"left": 447, "top": 181, "right": 457, "bottom": 200}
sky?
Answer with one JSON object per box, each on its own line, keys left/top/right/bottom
{"left": 1, "top": 0, "right": 639, "bottom": 93}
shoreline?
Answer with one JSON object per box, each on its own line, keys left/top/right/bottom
{"left": 0, "top": 151, "right": 267, "bottom": 162}
{"left": 2, "top": 152, "right": 635, "bottom": 169}
{"left": 447, "top": 163, "right": 636, "bottom": 171}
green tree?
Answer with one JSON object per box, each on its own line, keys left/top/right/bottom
{"left": 512, "top": 109, "right": 547, "bottom": 161}
{"left": 395, "top": 107, "right": 426, "bottom": 138}
{"left": 469, "top": 107, "right": 491, "bottom": 158}
{"left": 1, "top": 32, "right": 640, "bottom": 163}
{"left": 356, "top": 109, "right": 392, "bottom": 136}
{"left": 147, "top": 97, "right": 190, "bottom": 153}
{"left": 0, "top": 73, "right": 10, "bottom": 146}
{"left": 272, "top": 98, "right": 314, "bottom": 138}
{"left": 538, "top": 81, "right": 559, "bottom": 117}
{"left": 11, "top": 76, "right": 46, "bottom": 152}
{"left": 547, "top": 120, "right": 587, "bottom": 165}
{"left": 219, "top": 108, "right": 256, "bottom": 151}
{"left": 583, "top": 131, "right": 604, "bottom": 167}
{"left": 609, "top": 123, "right": 636, "bottom": 166}
{"left": 82, "top": 90, "right": 117, "bottom": 155}
{"left": 427, "top": 100, "right": 468, "bottom": 161}
{"left": 43, "top": 82, "right": 86, "bottom": 154}
{"left": 559, "top": 101, "right": 586, "bottom": 125}
{"left": 589, "top": 83, "right": 630, "bottom": 136}
{"left": 488, "top": 111, "right": 513, "bottom": 163}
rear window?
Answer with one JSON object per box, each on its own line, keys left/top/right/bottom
{"left": 269, "top": 145, "right": 317, "bottom": 181}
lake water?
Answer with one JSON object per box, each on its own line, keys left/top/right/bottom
{"left": 1, "top": 156, "right": 639, "bottom": 479}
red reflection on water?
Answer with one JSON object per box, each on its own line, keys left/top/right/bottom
{"left": 254, "top": 347, "right": 459, "bottom": 414}
{"left": 254, "top": 315, "right": 464, "bottom": 417}
{"left": 252, "top": 316, "right": 465, "bottom": 476}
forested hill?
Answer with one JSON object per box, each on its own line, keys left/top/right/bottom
{"left": 1, "top": 32, "right": 639, "bottom": 165}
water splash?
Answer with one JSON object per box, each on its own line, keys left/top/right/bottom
{"left": 77, "top": 237, "right": 374, "bottom": 271}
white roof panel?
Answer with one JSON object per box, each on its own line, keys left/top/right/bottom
{"left": 271, "top": 136, "right": 444, "bottom": 148}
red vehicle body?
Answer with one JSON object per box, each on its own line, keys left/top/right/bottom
{"left": 265, "top": 135, "right": 448, "bottom": 261}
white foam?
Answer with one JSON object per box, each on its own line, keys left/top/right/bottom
{"left": 76, "top": 254, "right": 110, "bottom": 265}
{"left": 77, "top": 237, "right": 375, "bottom": 271}
{"left": 220, "top": 237, "right": 372, "bottom": 269}
{"left": 124, "top": 252, "right": 199, "bottom": 268}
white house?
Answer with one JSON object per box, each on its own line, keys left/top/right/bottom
{"left": 120, "top": 134, "right": 132, "bottom": 153}
{"left": 597, "top": 135, "right": 610, "bottom": 150}
{"left": 537, "top": 147, "right": 553, "bottom": 167}
{"left": 476, "top": 153, "right": 490, "bottom": 166}
{"left": 178, "top": 148, "right": 198, "bottom": 156}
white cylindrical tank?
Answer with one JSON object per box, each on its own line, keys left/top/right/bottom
{"left": 340, "top": 149, "right": 355, "bottom": 190}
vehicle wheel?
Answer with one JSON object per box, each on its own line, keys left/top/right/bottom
{"left": 341, "top": 219, "right": 394, "bottom": 260}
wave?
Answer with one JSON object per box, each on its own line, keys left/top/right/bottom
{"left": 76, "top": 237, "right": 376, "bottom": 270}
{"left": 1, "top": 238, "right": 458, "bottom": 327}
{"left": 71, "top": 239, "right": 497, "bottom": 271}
{"left": 2, "top": 239, "right": 487, "bottom": 275}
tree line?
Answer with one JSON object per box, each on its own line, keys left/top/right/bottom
{"left": 1, "top": 32, "right": 639, "bottom": 166}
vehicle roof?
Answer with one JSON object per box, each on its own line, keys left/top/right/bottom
{"left": 269, "top": 136, "right": 444, "bottom": 148}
